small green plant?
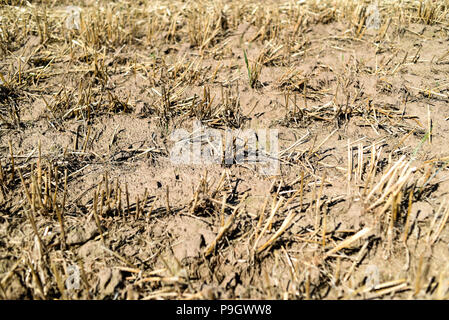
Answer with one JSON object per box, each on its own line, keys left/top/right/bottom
{"left": 411, "top": 130, "right": 430, "bottom": 160}
{"left": 243, "top": 49, "right": 262, "bottom": 88}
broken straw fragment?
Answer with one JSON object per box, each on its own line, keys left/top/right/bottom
{"left": 325, "top": 227, "right": 371, "bottom": 258}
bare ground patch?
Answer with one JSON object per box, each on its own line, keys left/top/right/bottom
{"left": 1, "top": 0, "right": 449, "bottom": 300}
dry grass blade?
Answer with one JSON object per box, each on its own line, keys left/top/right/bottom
{"left": 253, "top": 196, "right": 285, "bottom": 252}
{"left": 204, "top": 203, "right": 242, "bottom": 257}
{"left": 325, "top": 227, "right": 371, "bottom": 258}
{"left": 256, "top": 210, "right": 296, "bottom": 254}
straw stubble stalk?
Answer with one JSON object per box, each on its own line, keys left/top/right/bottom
{"left": 147, "top": 196, "right": 157, "bottom": 220}
{"left": 136, "top": 196, "right": 140, "bottom": 219}
{"left": 430, "top": 198, "right": 449, "bottom": 245}
{"left": 367, "top": 160, "right": 415, "bottom": 212}
{"left": 362, "top": 144, "right": 380, "bottom": 197}
{"left": 253, "top": 196, "right": 285, "bottom": 252}
{"left": 402, "top": 188, "right": 414, "bottom": 243}
{"left": 204, "top": 204, "right": 242, "bottom": 257}
{"left": 365, "top": 155, "right": 406, "bottom": 203}
{"left": 52, "top": 166, "right": 58, "bottom": 209}
{"left": 26, "top": 207, "right": 45, "bottom": 257}
{"left": 25, "top": 257, "right": 45, "bottom": 299}
{"left": 93, "top": 191, "right": 104, "bottom": 243}
{"left": 37, "top": 140, "right": 42, "bottom": 190}
{"left": 367, "top": 280, "right": 409, "bottom": 299}
{"left": 315, "top": 173, "right": 326, "bottom": 236}
{"left": 166, "top": 185, "right": 171, "bottom": 214}
{"left": 18, "top": 168, "right": 32, "bottom": 207}
{"left": 125, "top": 183, "right": 130, "bottom": 216}
{"left": 55, "top": 205, "right": 66, "bottom": 249}
{"left": 191, "top": 188, "right": 199, "bottom": 214}
{"left": 8, "top": 140, "right": 15, "bottom": 183}
{"left": 256, "top": 210, "right": 297, "bottom": 254}
{"left": 220, "top": 193, "right": 226, "bottom": 227}
{"left": 118, "top": 186, "right": 122, "bottom": 216}
{"left": 253, "top": 196, "right": 269, "bottom": 242}
{"left": 347, "top": 139, "right": 351, "bottom": 195}
{"left": 51, "top": 262, "right": 66, "bottom": 300}
{"left": 324, "top": 227, "right": 371, "bottom": 258}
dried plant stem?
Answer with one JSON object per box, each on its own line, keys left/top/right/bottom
{"left": 253, "top": 197, "right": 285, "bottom": 252}
{"left": 204, "top": 204, "right": 241, "bottom": 257}
{"left": 325, "top": 227, "right": 371, "bottom": 258}
{"left": 93, "top": 191, "right": 104, "bottom": 243}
